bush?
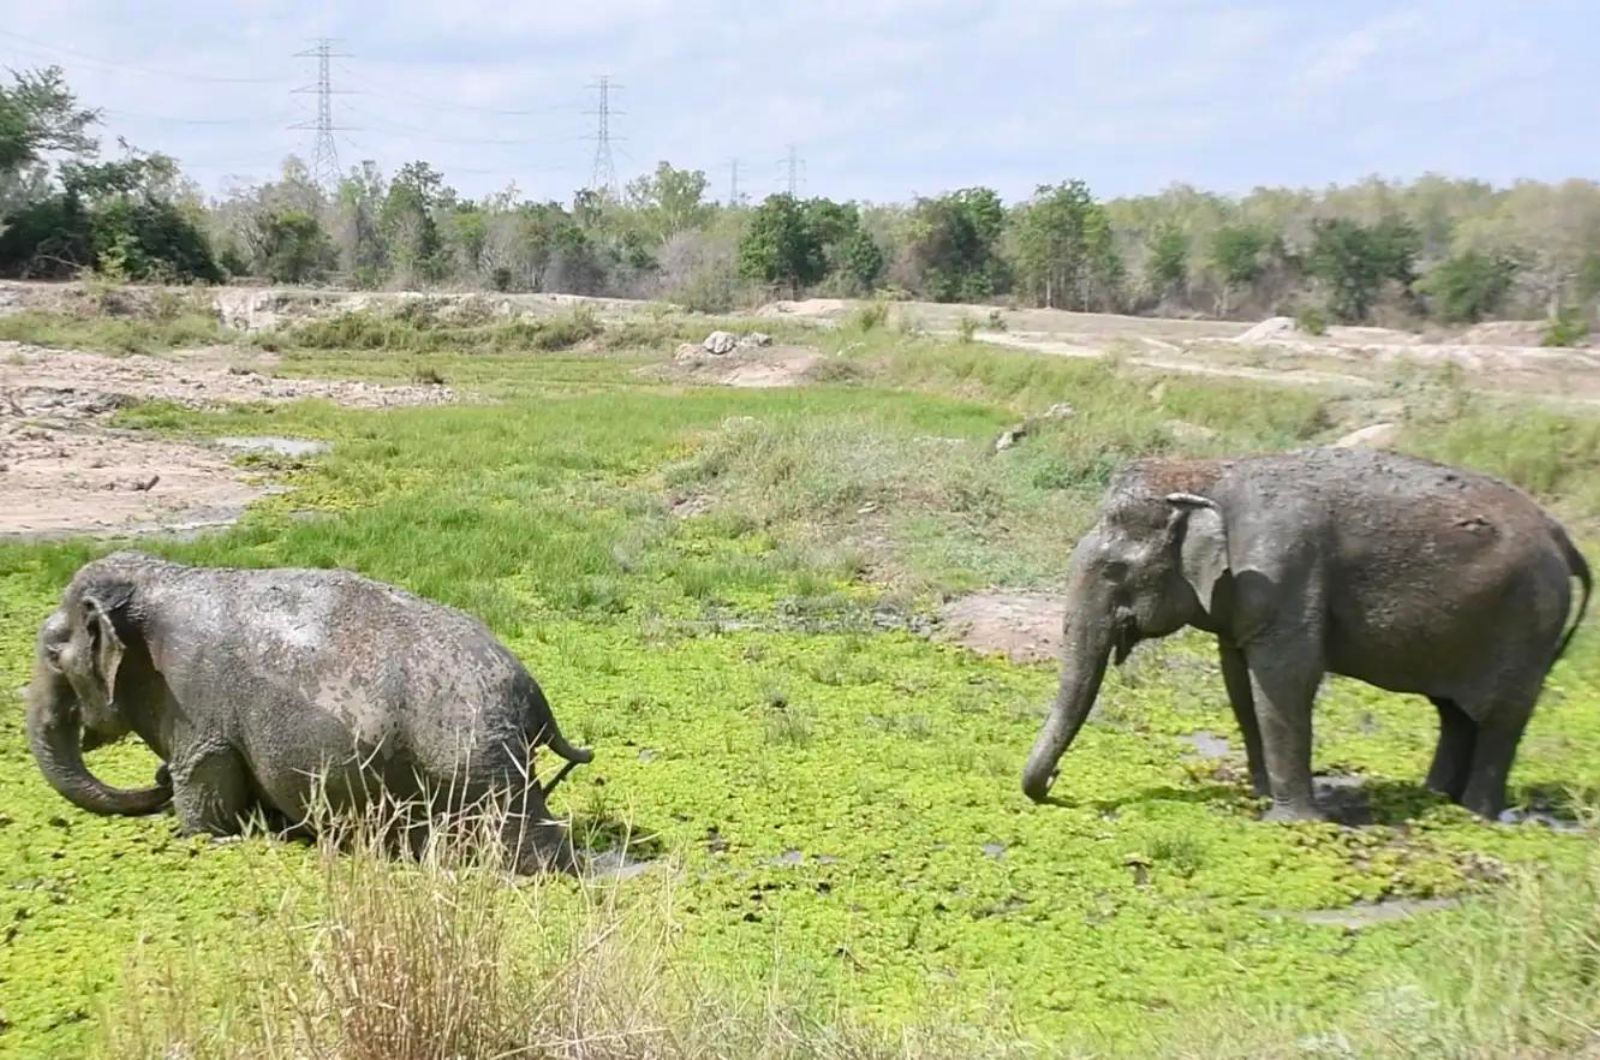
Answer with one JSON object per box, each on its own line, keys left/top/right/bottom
{"left": 956, "top": 314, "right": 979, "bottom": 343}
{"left": 848, "top": 299, "right": 890, "bottom": 332}
{"left": 1542, "top": 307, "right": 1592, "bottom": 348}
{"left": 1418, "top": 251, "right": 1517, "bottom": 324}
{"left": 1294, "top": 305, "right": 1328, "bottom": 336}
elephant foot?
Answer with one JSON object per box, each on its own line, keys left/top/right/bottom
{"left": 1250, "top": 773, "right": 1271, "bottom": 798}
{"left": 1262, "top": 801, "right": 1325, "bottom": 824}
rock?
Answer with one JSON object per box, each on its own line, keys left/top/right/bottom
{"left": 1165, "top": 419, "right": 1218, "bottom": 443}
{"left": 1237, "top": 316, "right": 1296, "bottom": 343}
{"left": 674, "top": 343, "right": 705, "bottom": 363}
{"left": 738, "top": 332, "right": 773, "bottom": 348}
{"left": 993, "top": 427, "right": 1025, "bottom": 452}
{"left": 1333, "top": 422, "right": 1401, "bottom": 449}
{"left": 1043, "top": 402, "right": 1075, "bottom": 420}
{"left": 702, "top": 331, "right": 739, "bottom": 355}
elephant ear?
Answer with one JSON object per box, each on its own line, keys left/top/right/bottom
{"left": 79, "top": 594, "right": 127, "bottom": 709}
{"left": 1167, "top": 493, "right": 1228, "bottom": 614}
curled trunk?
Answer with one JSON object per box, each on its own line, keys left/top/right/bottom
{"left": 1021, "top": 619, "right": 1111, "bottom": 802}
{"left": 27, "top": 696, "right": 170, "bottom": 817}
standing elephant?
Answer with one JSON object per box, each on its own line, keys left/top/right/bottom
{"left": 27, "top": 551, "right": 593, "bottom": 872}
{"left": 1021, "top": 447, "right": 1589, "bottom": 821}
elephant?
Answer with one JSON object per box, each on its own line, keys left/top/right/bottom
{"left": 27, "top": 551, "right": 593, "bottom": 872}
{"left": 1021, "top": 447, "right": 1590, "bottom": 821}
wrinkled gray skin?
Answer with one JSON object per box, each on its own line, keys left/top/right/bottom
{"left": 1022, "top": 447, "right": 1591, "bottom": 821}
{"left": 27, "top": 551, "right": 593, "bottom": 872}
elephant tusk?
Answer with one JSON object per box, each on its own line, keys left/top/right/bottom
{"left": 1165, "top": 491, "right": 1217, "bottom": 509}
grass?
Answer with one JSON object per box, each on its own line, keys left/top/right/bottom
{"left": 0, "top": 307, "right": 232, "bottom": 354}
{"left": 0, "top": 297, "right": 1598, "bottom": 1056}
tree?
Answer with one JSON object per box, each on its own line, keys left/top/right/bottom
{"left": 1417, "top": 251, "right": 1516, "bottom": 324}
{"left": 1208, "top": 225, "right": 1271, "bottom": 315}
{"left": 253, "top": 208, "right": 336, "bottom": 283}
{"left": 1144, "top": 221, "right": 1189, "bottom": 299}
{"left": 904, "top": 187, "right": 1007, "bottom": 301}
{"left": 333, "top": 162, "right": 388, "bottom": 288}
{"left": 1306, "top": 217, "right": 1419, "bottom": 322}
{"left": 1012, "top": 180, "right": 1122, "bottom": 310}
{"left": 738, "top": 194, "right": 825, "bottom": 296}
{"left": 625, "top": 162, "right": 711, "bottom": 246}
{"left": 0, "top": 66, "right": 98, "bottom": 174}
{"left": 839, "top": 228, "right": 885, "bottom": 293}
{"left": 381, "top": 161, "right": 451, "bottom": 286}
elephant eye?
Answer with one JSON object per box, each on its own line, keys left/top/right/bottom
{"left": 1103, "top": 560, "right": 1130, "bottom": 582}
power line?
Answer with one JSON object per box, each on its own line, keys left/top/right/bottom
{"left": 584, "top": 75, "right": 622, "bottom": 197}
{"left": 342, "top": 71, "right": 580, "bottom": 117}
{"left": 0, "top": 28, "right": 284, "bottom": 83}
{"left": 290, "top": 38, "right": 355, "bottom": 189}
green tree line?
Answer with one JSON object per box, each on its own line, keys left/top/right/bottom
{"left": 3, "top": 67, "right": 1598, "bottom": 332}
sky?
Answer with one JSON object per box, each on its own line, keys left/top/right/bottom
{"left": 0, "top": 0, "right": 1594, "bottom": 205}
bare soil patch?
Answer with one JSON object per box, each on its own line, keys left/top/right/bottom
{"left": 935, "top": 591, "right": 1064, "bottom": 663}
{"left": 0, "top": 342, "right": 455, "bottom": 410}
{"left": 1, "top": 342, "right": 446, "bottom": 539}
{"left": 645, "top": 344, "right": 827, "bottom": 389}
{"left": 0, "top": 423, "right": 269, "bottom": 538}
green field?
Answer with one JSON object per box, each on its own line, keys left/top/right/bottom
{"left": 1, "top": 309, "right": 1597, "bottom": 1058}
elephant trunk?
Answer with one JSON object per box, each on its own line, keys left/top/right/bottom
{"left": 1021, "top": 615, "right": 1111, "bottom": 803}
{"left": 26, "top": 687, "right": 171, "bottom": 817}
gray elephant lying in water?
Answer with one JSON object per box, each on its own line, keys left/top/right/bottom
{"left": 27, "top": 551, "right": 593, "bottom": 872}
{"left": 1022, "top": 447, "right": 1590, "bottom": 821}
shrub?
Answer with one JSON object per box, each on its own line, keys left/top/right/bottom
{"left": 848, "top": 299, "right": 890, "bottom": 332}
{"left": 1294, "top": 305, "right": 1328, "bottom": 336}
{"left": 1542, "top": 307, "right": 1592, "bottom": 348}
{"left": 956, "top": 314, "right": 979, "bottom": 343}
{"left": 1418, "top": 251, "right": 1517, "bottom": 324}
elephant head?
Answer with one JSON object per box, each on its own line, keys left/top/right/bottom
{"left": 27, "top": 573, "right": 172, "bottom": 817}
{"left": 1021, "top": 469, "right": 1229, "bottom": 802}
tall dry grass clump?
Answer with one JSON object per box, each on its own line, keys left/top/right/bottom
{"left": 96, "top": 793, "right": 1036, "bottom": 1060}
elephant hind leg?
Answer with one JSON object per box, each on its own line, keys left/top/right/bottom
{"left": 1459, "top": 690, "right": 1540, "bottom": 820}
{"left": 1425, "top": 697, "right": 1476, "bottom": 802}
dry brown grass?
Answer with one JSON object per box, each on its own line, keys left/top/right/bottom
{"left": 95, "top": 795, "right": 1041, "bottom": 1060}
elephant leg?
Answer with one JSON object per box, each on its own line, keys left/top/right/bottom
{"left": 1459, "top": 692, "right": 1538, "bottom": 820}
{"left": 1219, "top": 640, "right": 1269, "bottom": 796}
{"left": 1425, "top": 697, "right": 1476, "bottom": 802}
{"left": 171, "top": 747, "right": 255, "bottom": 837}
{"left": 1243, "top": 641, "right": 1322, "bottom": 822}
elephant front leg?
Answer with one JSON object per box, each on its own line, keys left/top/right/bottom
{"left": 1243, "top": 641, "right": 1323, "bottom": 822}
{"left": 1218, "top": 641, "right": 1269, "bottom": 796}
{"left": 170, "top": 746, "right": 256, "bottom": 837}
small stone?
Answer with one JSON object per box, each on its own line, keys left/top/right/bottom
{"left": 702, "top": 331, "right": 739, "bottom": 355}
{"left": 738, "top": 331, "right": 773, "bottom": 348}
{"left": 1333, "top": 422, "right": 1401, "bottom": 449}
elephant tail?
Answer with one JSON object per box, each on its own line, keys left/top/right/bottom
{"left": 525, "top": 680, "right": 594, "bottom": 766}
{"left": 1550, "top": 521, "right": 1591, "bottom": 666}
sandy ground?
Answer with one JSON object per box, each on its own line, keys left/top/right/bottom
{"left": 645, "top": 343, "right": 828, "bottom": 388}
{"left": 1, "top": 342, "right": 453, "bottom": 539}
{"left": 935, "top": 590, "right": 1064, "bottom": 664}
{"left": 758, "top": 297, "right": 1600, "bottom": 406}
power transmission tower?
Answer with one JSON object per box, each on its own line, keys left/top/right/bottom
{"left": 780, "top": 144, "right": 805, "bottom": 197}
{"left": 291, "top": 38, "right": 353, "bottom": 189}
{"left": 728, "top": 158, "right": 740, "bottom": 206}
{"left": 584, "top": 76, "right": 623, "bottom": 197}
